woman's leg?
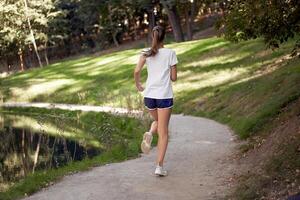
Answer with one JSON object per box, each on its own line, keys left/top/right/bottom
{"left": 148, "top": 109, "right": 158, "bottom": 134}
{"left": 141, "top": 109, "right": 158, "bottom": 154}
{"left": 156, "top": 108, "right": 172, "bottom": 166}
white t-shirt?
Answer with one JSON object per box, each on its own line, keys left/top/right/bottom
{"left": 142, "top": 48, "right": 178, "bottom": 99}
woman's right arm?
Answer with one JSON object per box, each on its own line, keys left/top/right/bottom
{"left": 134, "top": 55, "right": 146, "bottom": 92}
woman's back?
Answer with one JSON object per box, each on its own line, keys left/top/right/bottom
{"left": 143, "top": 47, "right": 178, "bottom": 99}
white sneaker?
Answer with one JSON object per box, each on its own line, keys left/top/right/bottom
{"left": 141, "top": 132, "right": 153, "bottom": 154}
{"left": 154, "top": 165, "right": 168, "bottom": 177}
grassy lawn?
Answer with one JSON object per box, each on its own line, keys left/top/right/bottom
{"left": 1, "top": 36, "right": 300, "bottom": 138}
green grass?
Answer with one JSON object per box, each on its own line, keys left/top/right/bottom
{"left": 1, "top": 36, "right": 300, "bottom": 138}
{"left": 0, "top": 106, "right": 151, "bottom": 200}
{"left": 0, "top": 37, "right": 228, "bottom": 110}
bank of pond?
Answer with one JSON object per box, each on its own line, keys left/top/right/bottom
{"left": 0, "top": 107, "right": 147, "bottom": 200}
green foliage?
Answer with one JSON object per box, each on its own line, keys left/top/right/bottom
{"left": 218, "top": 0, "right": 300, "bottom": 53}
{"left": 98, "top": 0, "right": 141, "bottom": 45}
{"left": 0, "top": 0, "right": 26, "bottom": 55}
{"left": 0, "top": 0, "right": 155, "bottom": 65}
{"left": 0, "top": 0, "right": 63, "bottom": 57}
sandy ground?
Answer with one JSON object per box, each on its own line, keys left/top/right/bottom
{"left": 1, "top": 102, "right": 238, "bottom": 200}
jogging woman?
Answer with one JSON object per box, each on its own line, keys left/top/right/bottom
{"left": 134, "top": 25, "right": 178, "bottom": 176}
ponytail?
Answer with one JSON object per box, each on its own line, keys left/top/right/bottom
{"left": 151, "top": 30, "right": 159, "bottom": 56}
{"left": 142, "top": 25, "right": 165, "bottom": 57}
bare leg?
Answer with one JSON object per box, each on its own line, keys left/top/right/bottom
{"left": 141, "top": 109, "right": 158, "bottom": 154}
{"left": 148, "top": 109, "right": 158, "bottom": 134}
{"left": 156, "top": 108, "right": 172, "bottom": 166}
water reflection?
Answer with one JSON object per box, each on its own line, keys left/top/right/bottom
{"left": 0, "top": 113, "right": 103, "bottom": 192}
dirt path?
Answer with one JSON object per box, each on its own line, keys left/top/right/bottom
{"left": 1, "top": 102, "right": 238, "bottom": 200}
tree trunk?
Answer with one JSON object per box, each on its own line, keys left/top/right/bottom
{"left": 18, "top": 48, "right": 25, "bottom": 71}
{"left": 185, "top": 6, "right": 193, "bottom": 41}
{"left": 108, "top": 4, "right": 119, "bottom": 47}
{"left": 44, "top": 40, "right": 49, "bottom": 65}
{"left": 112, "top": 32, "right": 119, "bottom": 47}
{"left": 132, "top": 18, "right": 138, "bottom": 41}
{"left": 6, "top": 58, "right": 10, "bottom": 72}
{"left": 185, "top": 0, "right": 196, "bottom": 41}
{"left": 147, "top": 8, "right": 156, "bottom": 45}
{"left": 23, "top": 0, "right": 43, "bottom": 68}
{"left": 162, "top": 3, "right": 184, "bottom": 42}
{"left": 190, "top": 0, "right": 196, "bottom": 35}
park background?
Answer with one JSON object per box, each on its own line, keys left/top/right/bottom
{"left": 0, "top": 0, "right": 300, "bottom": 199}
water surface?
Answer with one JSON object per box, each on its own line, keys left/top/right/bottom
{"left": 0, "top": 113, "right": 104, "bottom": 192}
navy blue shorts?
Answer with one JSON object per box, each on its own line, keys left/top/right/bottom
{"left": 144, "top": 97, "right": 173, "bottom": 110}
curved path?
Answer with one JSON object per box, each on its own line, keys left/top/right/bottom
{"left": 1, "top": 102, "right": 237, "bottom": 200}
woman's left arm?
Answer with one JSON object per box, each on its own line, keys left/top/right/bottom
{"left": 134, "top": 55, "right": 146, "bottom": 91}
{"left": 170, "top": 65, "right": 177, "bottom": 82}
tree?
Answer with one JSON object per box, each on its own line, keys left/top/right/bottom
{"left": 178, "top": 0, "right": 199, "bottom": 41}
{"left": 218, "top": 0, "right": 300, "bottom": 55}
{"left": 27, "top": 0, "right": 65, "bottom": 65}
{"left": 161, "top": 0, "right": 185, "bottom": 42}
{"left": 23, "top": 0, "right": 43, "bottom": 68}
{"left": 0, "top": 0, "right": 28, "bottom": 70}
{"left": 98, "top": 0, "right": 143, "bottom": 47}
{"left": 0, "top": 0, "right": 65, "bottom": 70}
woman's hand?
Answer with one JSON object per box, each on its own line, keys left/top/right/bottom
{"left": 136, "top": 82, "right": 144, "bottom": 92}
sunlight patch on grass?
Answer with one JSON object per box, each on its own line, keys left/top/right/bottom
{"left": 95, "top": 57, "right": 121, "bottom": 66}
{"left": 65, "top": 83, "right": 91, "bottom": 94}
{"left": 174, "top": 67, "right": 249, "bottom": 92}
{"left": 168, "top": 37, "right": 223, "bottom": 54}
{"left": 50, "top": 62, "right": 62, "bottom": 67}
{"left": 71, "top": 60, "right": 94, "bottom": 67}
{"left": 184, "top": 53, "right": 249, "bottom": 69}
{"left": 9, "top": 79, "right": 77, "bottom": 101}
{"left": 86, "top": 70, "right": 101, "bottom": 76}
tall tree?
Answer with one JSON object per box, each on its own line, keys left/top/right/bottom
{"left": 0, "top": 0, "right": 64, "bottom": 69}
{"left": 178, "top": 0, "right": 198, "bottom": 40}
{"left": 0, "top": 0, "right": 27, "bottom": 70}
{"left": 23, "top": 0, "right": 43, "bottom": 68}
{"left": 161, "top": 0, "right": 185, "bottom": 42}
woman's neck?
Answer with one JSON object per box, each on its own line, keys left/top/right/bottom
{"left": 158, "top": 43, "right": 164, "bottom": 49}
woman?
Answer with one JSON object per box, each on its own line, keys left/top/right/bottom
{"left": 134, "top": 25, "right": 178, "bottom": 176}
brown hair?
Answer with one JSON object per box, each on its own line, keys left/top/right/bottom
{"left": 142, "top": 25, "right": 165, "bottom": 57}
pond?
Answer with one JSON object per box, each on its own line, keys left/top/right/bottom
{"left": 0, "top": 113, "right": 105, "bottom": 192}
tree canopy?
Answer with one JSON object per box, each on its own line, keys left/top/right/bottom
{"left": 218, "top": 0, "right": 300, "bottom": 56}
{"left": 0, "top": 0, "right": 299, "bottom": 72}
